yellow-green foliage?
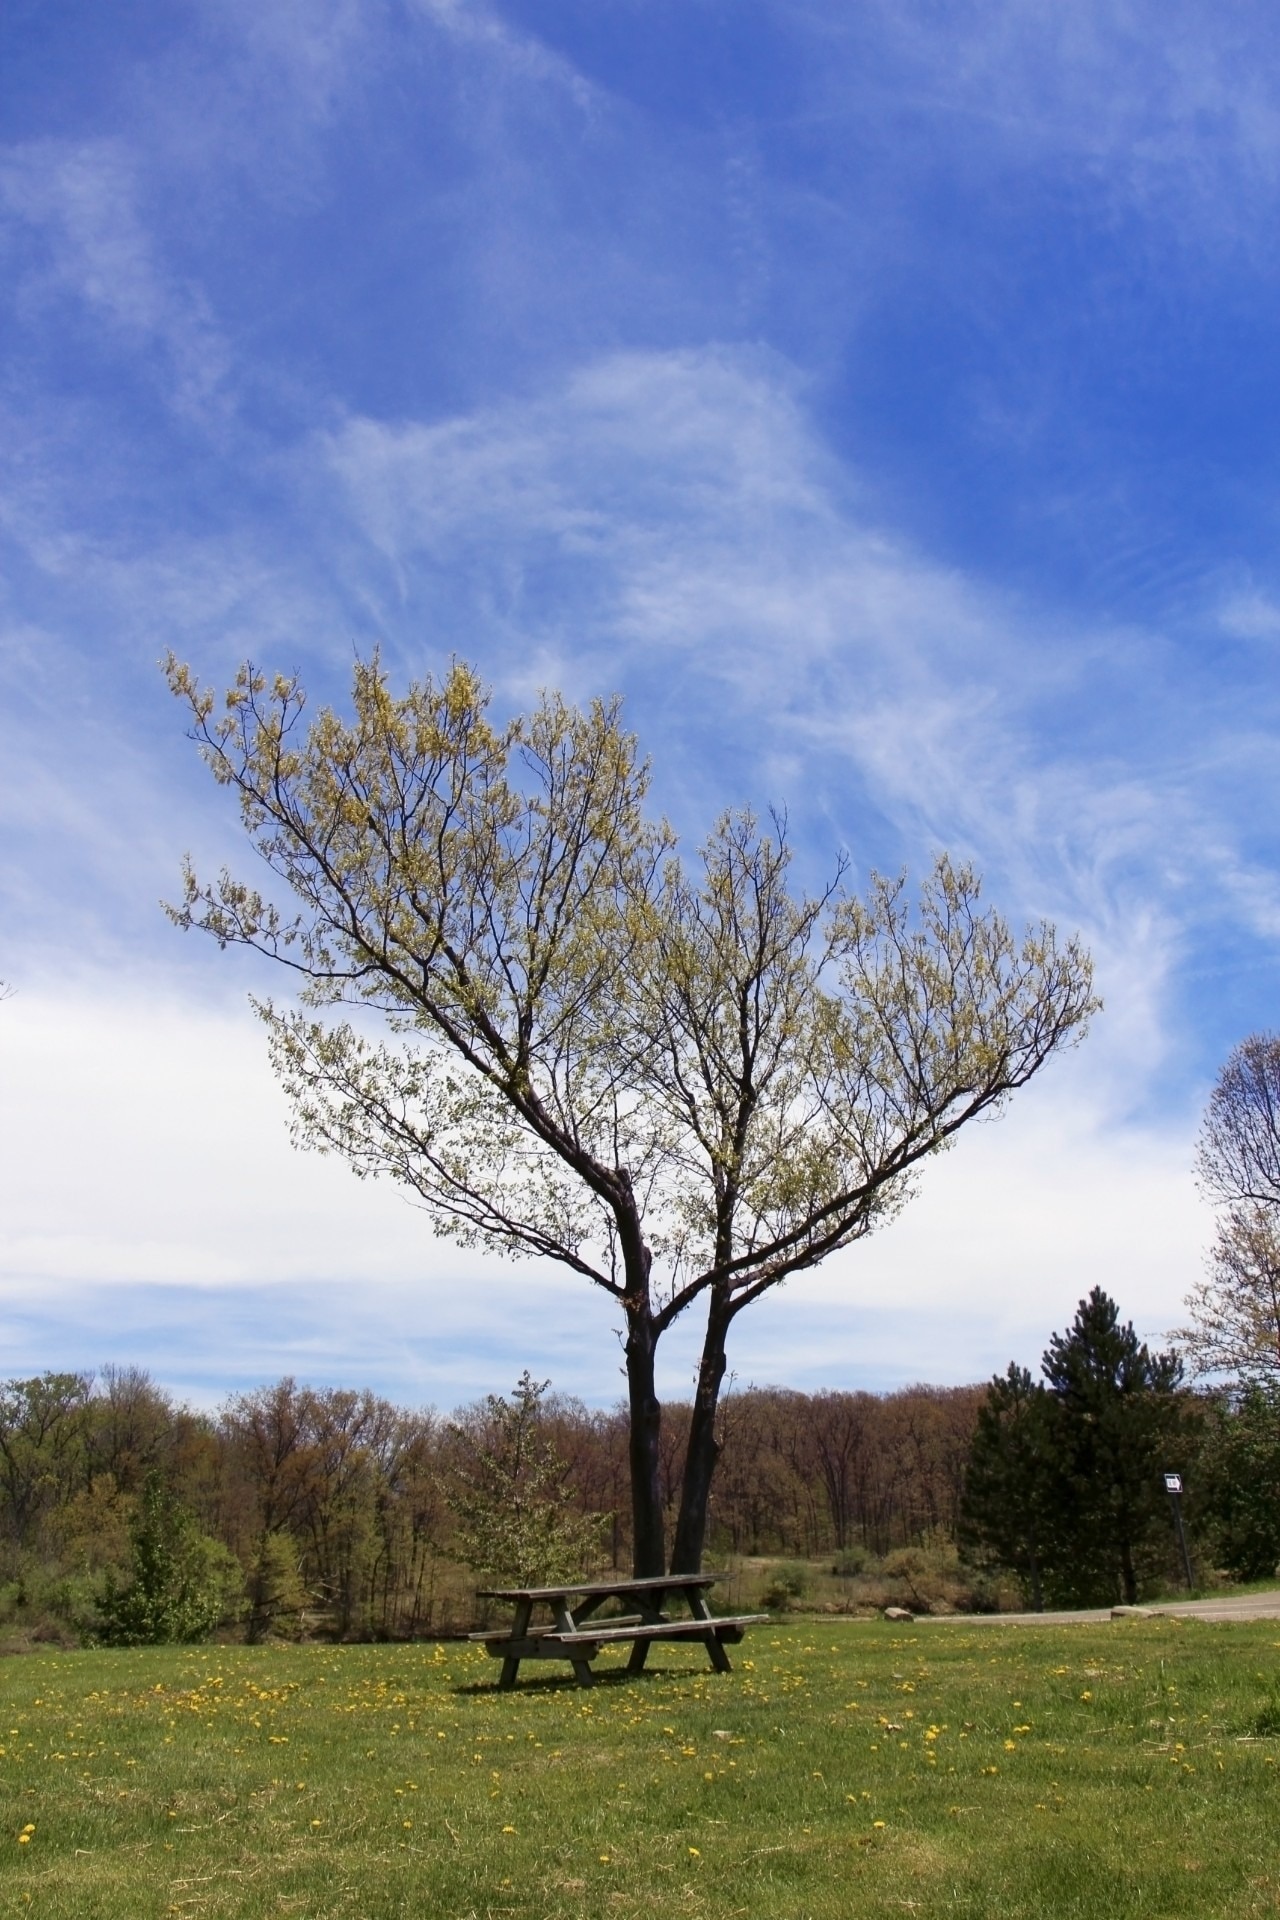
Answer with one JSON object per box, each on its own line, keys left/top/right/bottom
{"left": 4, "top": 1619, "right": 1280, "bottom": 1917}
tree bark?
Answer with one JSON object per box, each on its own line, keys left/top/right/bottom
{"left": 669, "top": 1294, "right": 732, "bottom": 1573}
{"left": 624, "top": 1301, "right": 665, "bottom": 1577}
{"left": 1120, "top": 1533, "right": 1138, "bottom": 1607}
{"left": 618, "top": 1201, "right": 665, "bottom": 1578}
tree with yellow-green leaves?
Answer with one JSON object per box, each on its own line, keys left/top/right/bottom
{"left": 165, "top": 653, "right": 1098, "bottom": 1576}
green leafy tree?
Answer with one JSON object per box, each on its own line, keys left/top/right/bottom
{"left": 98, "top": 1475, "right": 243, "bottom": 1645}
{"left": 960, "top": 1363, "right": 1058, "bottom": 1610}
{"left": 166, "top": 653, "right": 1097, "bottom": 1574}
{"left": 244, "top": 1529, "right": 308, "bottom": 1642}
{"left": 1196, "top": 1385, "right": 1280, "bottom": 1580}
{"left": 448, "top": 1373, "right": 603, "bottom": 1587}
{"left": 0, "top": 1373, "right": 92, "bottom": 1556}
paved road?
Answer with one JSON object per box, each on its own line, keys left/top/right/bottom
{"left": 919, "top": 1589, "right": 1280, "bottom": 1626}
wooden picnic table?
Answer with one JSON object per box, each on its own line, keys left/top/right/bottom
{"left": 469, "top": 1572, "right": 768, "bottom": 1689}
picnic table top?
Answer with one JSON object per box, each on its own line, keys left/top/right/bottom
{"left": 476, "top": 1571, "right": 723, "bottom": 1603}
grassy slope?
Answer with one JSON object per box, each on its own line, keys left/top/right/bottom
{"left": 3, "top": 1620, "right": 1280, "bottom": 1919}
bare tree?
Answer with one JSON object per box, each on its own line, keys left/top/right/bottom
{"left": 1174, "top": 1205, "right": 1280, "bottom": 1385}
{"left": 1196, "top": 1033, "right": 1280, "bottom": 1211}
{"left": 1178, "top": 1035, "right": 1280, "bottom": 1387}
{"left": 166, "top": 654, "right": 1097, "bottom": 1574}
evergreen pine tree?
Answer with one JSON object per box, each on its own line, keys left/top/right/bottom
{"left": 1042, "top": 1287, "right": 1191, "bottom": 1605}
{"left": 448, "top": 1374, "right": 604, "bottom": 1588}
{"left": 1197, "top": 1383, "right": 1280, "bottom": 1580}
{"left": 960, "top": 1363, "right": 1058, "bottom": 1610}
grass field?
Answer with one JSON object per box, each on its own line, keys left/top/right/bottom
{"left": 4, "top": 1618, "right": 1280, "bottom": 1919}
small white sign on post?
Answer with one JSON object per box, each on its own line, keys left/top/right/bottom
{"left": 1163, "top": 1473, "right": 1183, "bottom": 1494}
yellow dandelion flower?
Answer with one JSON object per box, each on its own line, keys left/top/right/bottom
{"left": 502, "top": 1825, "right": 516, "bottom": 1834}
{"left": 688, "top": 1846, "right": 700, "bottom": 1856}
{"left": 872, "top": 1820, "right": 886, "bottom": 1829}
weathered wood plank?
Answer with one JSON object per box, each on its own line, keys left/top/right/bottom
{"left": 476, "top": 1636, "right": 604, "bottom": 1661}
{"left": 544, "top": 1613, "right": 765, "bottom": 1646}
{"left": 476, "top": 1573, "right": 723, "bottom": 1602}
{"left": 469, "top": 1626, "right": 561, "bottom": 1644}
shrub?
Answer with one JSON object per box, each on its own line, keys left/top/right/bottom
{"left": 97, "top": 1477, "right": 243, "bottom": 1646}
{"left": 761, "top": 1562, "right": 811, "bottom": 1610}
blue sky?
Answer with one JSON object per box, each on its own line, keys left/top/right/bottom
{"left": 3, "top": 0, "right": 1280, "bottom": 1412}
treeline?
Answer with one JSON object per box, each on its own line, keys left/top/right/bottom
{"left": 0, "top": 1368, "right": 982, "bottom": 1641}
{"left": 6, "top": 1336, "right": 1275, "bottom": 1643}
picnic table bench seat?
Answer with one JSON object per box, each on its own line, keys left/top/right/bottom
{"left": 470, "top": 1611, "right": 653, "bottom": 1643}
{"left": 543, "top": 1613, "right": 762, "bottom": 1646}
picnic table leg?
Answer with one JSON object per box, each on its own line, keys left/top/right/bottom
{"left": 686, "top": 1587, "right": 733, "bottom": 1674}
{"left": 702, "top": 1631, "right": 732, "bottom": 1674}
{"left": 624, "top": 1587, "right": 674, "bottom": 1676}
{"left": 497, "top": 1600, "right": 534, "bottom": 1691}
{"left": 554, "top": 1599, "right": 596, "bottom": 1688}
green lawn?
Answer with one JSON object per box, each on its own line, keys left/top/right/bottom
{"left": 4, "top": 1619, "right": 1280, "bottom": 1918}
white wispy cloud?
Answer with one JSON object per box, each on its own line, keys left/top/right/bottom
{"left": 796, "top": 0, "right": 1280, "bottom": 253}
{"left": 316, "top": 347, "right": 1236, "bottom": 920}
{"left": 410, "top": 0, "right": 602, "bottom": 113}
{"left": 1219, "top": 588, "right": 1280, "bottom": 643}
{"left": 0, "top": 138, "right": 232, "bottom": 421}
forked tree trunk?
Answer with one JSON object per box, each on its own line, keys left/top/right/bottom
{"left": 669, "top": 1294, "right": 732, "bottom": 1574}
{"left": 621, "top": 1234, "right": 667, "bottom": 1577}
{"left": 624, "top": 1312, "right": 665, "bottom": 1577}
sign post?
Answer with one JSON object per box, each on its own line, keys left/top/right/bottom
{"left": 1163, "top": 1473, "right": 1194, "bottom": 1590}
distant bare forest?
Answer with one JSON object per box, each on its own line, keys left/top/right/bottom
{"left": 0, "top": 1369, "right": 982, "bottom": 1640}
